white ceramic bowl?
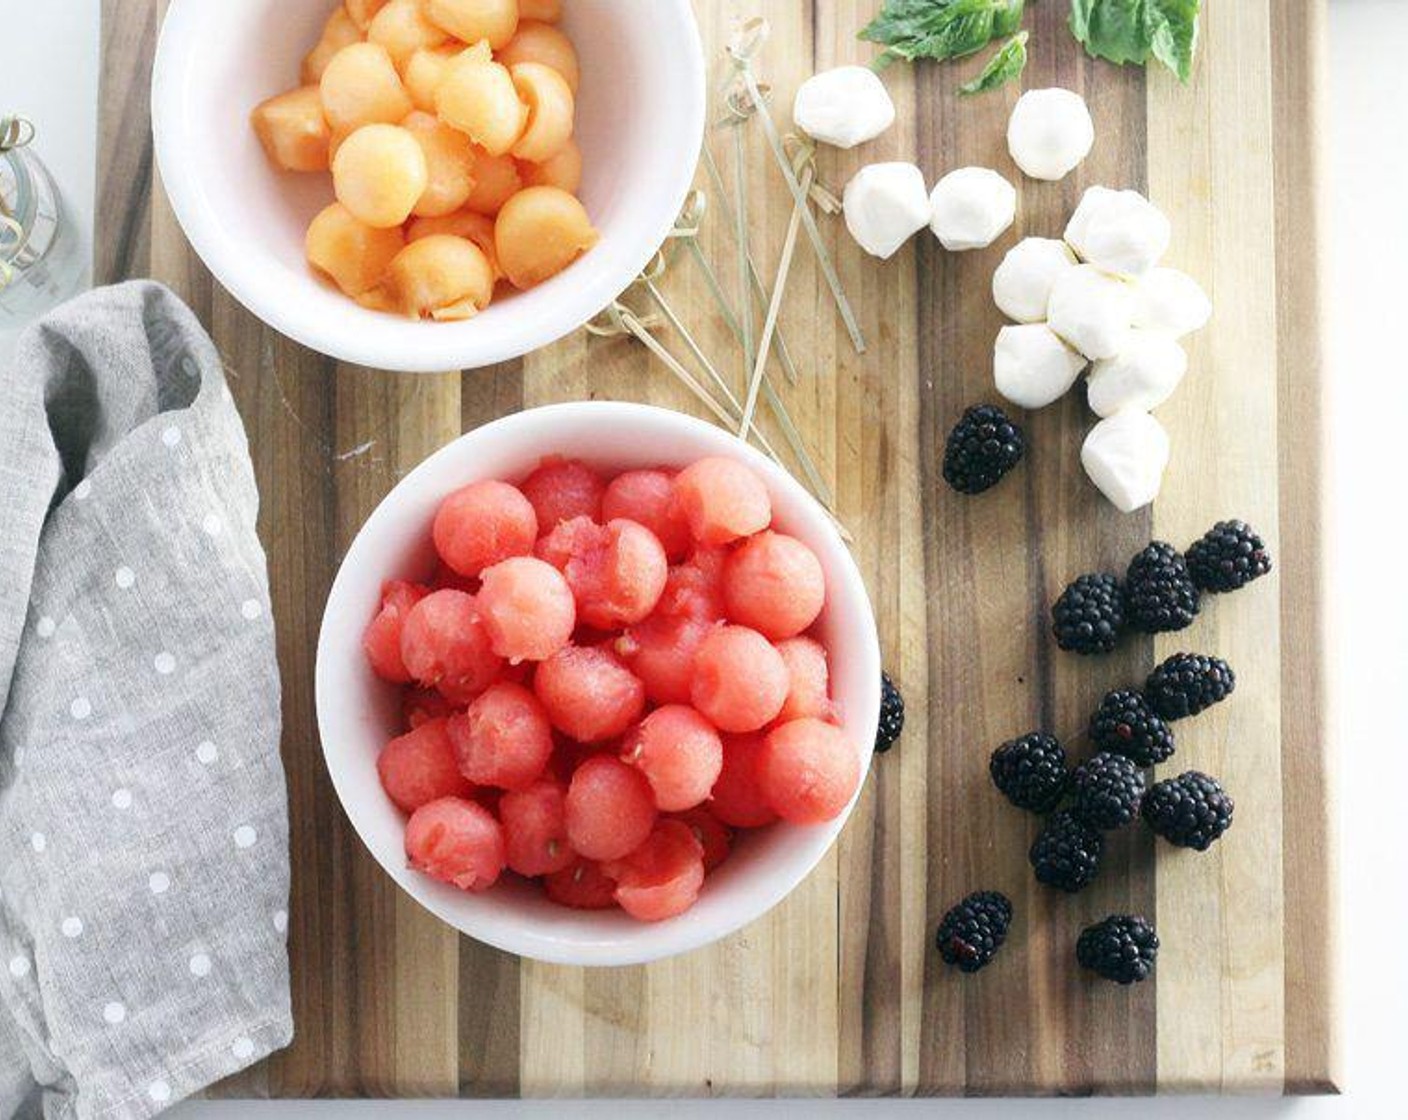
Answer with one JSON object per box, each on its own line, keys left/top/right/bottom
{"left": 315, "top": 403, "right": 881, "bottom": 965}
{"left": 151, "top": 1, "right": 704, "bottom": 372}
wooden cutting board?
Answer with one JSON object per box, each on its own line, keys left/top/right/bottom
{"left": 96, "top": 0, "right": 1336, "bottom": 1097}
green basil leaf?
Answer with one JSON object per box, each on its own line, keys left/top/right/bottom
{"left": 1069, "top": 0, "right": 1201, "bottom": 82}
{"left": 861, "top": 0, "right": 1026, "bottom": 64}
{"left": 958, "top": 30, "right": 1029, "bottom": 95}
{"left": 1145, "top": 0, "right": 1199, "bottom": 82}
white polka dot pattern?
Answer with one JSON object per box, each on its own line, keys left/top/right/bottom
{"left": 196, "top": 740, "right": 218, "bottom": 765}
{"left": 103, "top": 1002, "right": 126, "bottom": 1025}
{"left": 72, "top": 478, "right": 92, "bottom": 500}
{"left": 232, "top": 1036, "right": 256, "bottom": 1061}
{"left": 114, "top": 566, "right": 135, "bottom": 589}
{"left": 201, "top": 513, "right": 223, "bottom": 537}
{"left": 30, "top": 832, "right": 46, "bottom": 853}
{"left": 36, "top": 615, "right": 56, "bottom": 638}
{"left": 148, "top": 872, "right": 171, "bottom": 895}
{"left": 148, "top": 1080, "right": 171, "bottom": 1103}
{"left": 70, "top": 697, "right": 91, "bottom": 720}
{"left": 161, "top": 425, "right": 182, "bottom": 448}
{"left": 154, "top": 651, "right": 176, "bottom": 675}
{"left": 111, "top": 789, "right": 132, "bottom": 810}
{"left": 189, "top": 953, "right": 212, "bottom": 978}
{"left": 61, "top": 917, "right": 84, "bottom": 939}
{"left": 233, "top": 825, "right": 257, "bottom": 850}
{"left": 240, "top": 598, "right": 262, "bottom": 620}
{"left": 7, "top": 956, "right": 29, "bottom": 979}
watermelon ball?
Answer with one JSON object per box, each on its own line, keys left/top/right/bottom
{"left": 447, "top": 680, "right": 554, "bottom": 791}
{"left": 564, "top": 755, "right": 658, "bottom": 860}
{"left": 708, "top": 733, "right": 779, "bottom": 828}
{"left": 621, "top": 704, "right": 724, "bottom": 811}
{"left": 722, "top": 531, "right": 826, "bottom": 640}
{"left": 477, "top": 556, "right": 576, "bottom": 662}
{"left": 657, "top": 547, "right": 729, "bottom": 622}
{"left": 601, "top": 469, "right": 692, "bottom": 561}
{"left": 433, "top": 479, "right": 538, "bottom": 577}
{"left": 535, "top": 645, "right": 646, "bottom": 742}
{"left": 402, "top": 686, "right": 457, "bottom": 730}
{"left": 538, "top": 517, "right": 669, "bottom": 629}
{"left": 690, "top": 625, "right": 790, "bottom": 733}
{"left": 520, "top": 455, "right": 605, "bottom": 531}
{"left": 614, "top": 613, "right": 715, "bottom": 706}
{"left": 404, "top": 797, "right": 506, "bottom": 892}
{"left": 544, "top": 858, "right": 618, "bottom": 910}
{"left": 377, "top": 718, "right": 474, "bottom": 813}
{"left": 669, "top": 806, "right": 733, "bottom": 872}
{"left": 499, "top": 777, "right": 576, "bottom": 877}
{"left": 775, "top": 636, "right": 836, "bottom": 723}
{"left": 603, "top": 820, "right": 705, "bottom": 922}
{"left": 399, "top": 589, "right": 504, "bottom": 701}
{"left": 759, "top": 718, "right": 862, "bottom": 825}
{"left": 670, "top": 457, "right": 772, "bottom": 546}
{"left": 363, "top": 580, "right": 429, "bottom": 683}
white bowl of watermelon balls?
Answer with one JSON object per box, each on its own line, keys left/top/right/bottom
{"left": 316, "top": 401, "right": 881, "bottom": 965}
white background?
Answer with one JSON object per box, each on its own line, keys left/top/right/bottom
{"left": 1, "top": 0, "right": 1405, "bottom": 1116}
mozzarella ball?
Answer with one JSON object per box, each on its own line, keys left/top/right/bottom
{"left": 992, "top": 237, "right": 1078, "bottom": 323}
{"left": 842, "top": 162, "right": 931, "bottom": 260}
{"left": 1081, "top": 409, "right": 1171, "bottom": 513}
{"left": 1064, "top": 185, "right": 1171, "bottom": 278}
{"left": 333, "top": 123, "right": 429, "bottom": 228}
{"left": 1132, "top": 267, "right": 1212, "bottom": 337}
{"left": 1086, "top": 329, "right": 1188, "bottom": 417}
{"left": 928, "top": 167, "right": 1016, "bottom": 251}
{"left": 994, "top": 324, "right": 1088, "bottom": 410}
{"left": 792, "top": 65, "right": 896, "bottom": 150}
{"left": 1007, "top": 88, "right": 1095, "bottom": 181}
{"left": 1047, "top": 264, "right": 1135, "bottom": 360}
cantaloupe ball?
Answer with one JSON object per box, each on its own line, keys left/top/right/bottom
{"left": 690, "top": 625, "right": 789, "bottom": 733}
{"left": 509, "top": 62, "right": 574, "bottom": 163}
{"left": 424, "top": 0, "right": 520, "bottom": 49}
{"left": 367, "top": 0, "right": 448, "bottom": 68}
{"left": 407, "top": 209, "right": 500, "bottom": 275}
{"left": 722, "top": 530, "right": 826, "bottom": 640}
{"left": 464, "top": 149, "right": 523, "bottom": 215}
{"left": 495, "top": 186, "right": 598, "bottom": 290}
{"left": 520, "top": 138, "right": 582, "bottom": 194}
{"left": 306, "top": 202, "right": 405, "bottom": 297}
{"left": 382, "top": 235, "right": 495, "bottom": 321}
{"left": 346, "top": 0, "right": 389, "bottom": 30}
{"left": 252, "top": 85, "right": 332, "bottom": 173}
{"left": 320, "top": 42, "right": 413, "bottom": 133}
{"left": 758, "top": 718, "right": 861, "bottom": 825}
{"left": 670, "top": 457, "right": 772, "bottom": 546}
{"left": 774, "top": 636, "right": 835, "bottom": 723}
{"left": 403, "top": 44, "right": 461, "bottom": 112}
{"left": 436, "top": 50, "right": 526, "bottom": 157}
{"left": 333, "top": 123, "right": 428, "bottom": 228}
{"left": 519, "top": 0, "right": 560, "bottom": 21}
{"left": 401, "top": 110, "right": 476, "bottom": 217}
{"left": 302, "top": 6, "right": 364, "bottom": 86}
{"left": 499, "top": 22, "right": 580, "bottom": 91}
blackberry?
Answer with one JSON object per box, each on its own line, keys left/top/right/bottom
{"left": 1145, "top": 653, "right": 1235, "bottom": 720}
{"left": 942, "top": 404, "right": 1024, "bottom": 495}
{"left": 1088, "top": 689, "right": 1175, "bottom": 767}
{"left": 989, "top": 733, "right": 1069, "bottom": 813}
{"left": 1124, "top": 541, "right": 1200, "bottom": 634}
{"left": 1052, "top": 573, "right": 1125, "bottom": 655}
{"left": 876, "top": 672, "right": 905, "bottom": 754}
{"left": 935, "top": 890, "right": 1013, "bottom": 973}
{"left": 1077, "top": 914, "right": 1159, "bottom": 984}
{"left": 1186, "top": 520, "right": 1272, "bottom": 593}
{"left": 1142, "top": 770, "right": 1235, "bottom": 850}
{"left": 1071, "top": 752, "right": 1145, "bottom": 830}
{"left": 1029, "top": 810, "right": 1103, "bottom": 893}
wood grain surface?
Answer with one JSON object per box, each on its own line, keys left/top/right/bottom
{"left": 95, "top": 0, "right": 1337, "bottom": 1097}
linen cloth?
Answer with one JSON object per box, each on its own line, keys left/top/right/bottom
{"left": 0, "top": 282, "right": 292, "bottom": 1119}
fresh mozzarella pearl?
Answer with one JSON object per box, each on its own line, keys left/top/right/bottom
{"left": 793, "top": 65, "right": 896, "bottom": 149}
{"left": 994, "top": 324, "right": 1088, "bottom": 410}
{"left": 1081, "top": 409, "right": 1171, "bottom": 513}
{"left": 928, "top": 167, "right": 1016, "bottom": 251}
{"left": 992, "top": 237, "right": 1078, "bottom": 323}
{"left": 1047, "top": 264, "right": 1136, "bottom": 360}
{"left": 843, "top": 162, "right": 932, "bottom": 259}
{"left": 1132, "top": 267, "right": 1212, "bottom": 337}
{"left": 1064, "top": 186, "right": 1171, "bottom": 278}
{"left": 1086, "top": 329, "right": 1189, "bottom": 417}
{"left": 1006, "top": 88, "right": 1095, "bottom": 181}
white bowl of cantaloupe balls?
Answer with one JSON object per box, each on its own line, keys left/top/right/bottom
{"left": 151, "top": 0, "right": 705, "bottom": 372}
{"left": 315, "top": 403, "right": 882, "bottom": 965}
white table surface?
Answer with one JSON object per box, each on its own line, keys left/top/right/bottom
{"left": 2, "top": 0, "right": 1404, "bottom": 1115}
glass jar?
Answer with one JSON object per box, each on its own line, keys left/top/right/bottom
{"left": 1, "top": 116, "right": 85, "bottom": 325}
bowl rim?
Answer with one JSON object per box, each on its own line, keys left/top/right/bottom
{"left": 314, "top": 401, "right": 881, "bottom": 966}
{"left": 149, "top": 0, "right": 706, "bottom": 374}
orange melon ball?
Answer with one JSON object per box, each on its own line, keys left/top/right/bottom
{"left": 494, "top": 186, "right": 598, "bottom": 290}
{"left": 251, "top": 85, "right": 332, "bottom": 172}
{"left": 382, "top": 234, "right": 495, "bottom": 320}
{"left": 301, "top": 6, "right": 364, "bottom": 86}
{"left": 319, "top": 42, "right": 413, "bottom": 133}
{"left": 497, "top": 21, "right": 579, "bottom": 91}
{"left": 367, "top": 0, "right": 448, "bottom": 68}
{"left": 402, "top": 110, "right": 477, "bottom": 217}
{"left": 519, "top": 0, "right": 560, "bottom": 20}
{"left": 435, "top": 50, "right": 526, "bottom": 157}
{"left": 423, "top": 0, "right": 519, "bottom": 49}
{"left": 509, "top": 62, "right": 574, "bottom": 163}
{"left": 464, "top": 149, "right": 523, "bottom": 215}
{"left": 403, "top": 44, "right": 461, "bottom": 112}
{"left": 306, "top": 202, "right": 405, "bottom": 297}
{"left": 346, "top": 0, "right": 389, "bottom": 30}
{"left": 520, "top": 138, "right": 581, "bottom": 193}
{"left": 407, "top": 209, "right": 501, "bottom": 275}
{"left": 333, "top": 123, "right": 428, "bottom": 227}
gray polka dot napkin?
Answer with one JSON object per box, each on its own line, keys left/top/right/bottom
{"left": 0, "top": 282, "right": 292, "bottom": 1119}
